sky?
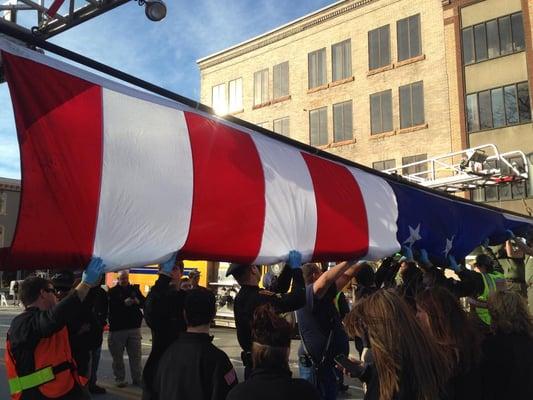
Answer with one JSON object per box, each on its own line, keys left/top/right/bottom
{"left": 0, "top": 0, "right": 336, "bottom": 179}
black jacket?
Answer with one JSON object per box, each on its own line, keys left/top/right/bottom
{"left": 227, "top": 368, "right": 319, "bottom": 400}
{"left": 7, "top": 294, "right": 85, "bottom": 400}
{"left": 108, "top": 284, "right": 145, "bottom": 331}
{"left": 142, "top": 274, "right": 187, "bottom": 399}
{"left": 234, "top": 269, "right": 305, "bottom": 353}
{"left": 153, "top": 332, "right": 237, "bottom": 400}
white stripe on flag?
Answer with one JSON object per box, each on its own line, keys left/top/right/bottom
{"left": 347, "top": 168, "right": 400, "bottom": 259}
{"left": 93, "top": 89, "right": 194, "bottom": 269}
{"left": 251, "top": 134, "right": 317, "bottom": 265}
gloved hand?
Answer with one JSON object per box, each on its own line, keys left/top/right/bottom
{"left": 481, "top": 238, "right": 490, "bottom": 248}
{"left": 506, "top": 229, "right": 516, "bottom": 240}
{"left": 82, "top": 257, "right": 105, "bottom": 286}
{"left": 160, "top": 252, "right": 178, "bottom": 276}
{"left": 419, "top": 249, "right": 430, "bottom": 265}
{"left": 447, "top": 255, "right": 462, "bottom": 273}
{"left": 401, "top": 245, "right": 414, "bottom": 261}
{"left": 287, "top": 250, "right": 302, "bottom": 270}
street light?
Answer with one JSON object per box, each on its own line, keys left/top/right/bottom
{"left": 139, "top": 0, "right": 167, "bottom": 22}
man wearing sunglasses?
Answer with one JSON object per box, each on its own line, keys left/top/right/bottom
{"left": 5, "top": 257, "right": 105, "bottom": 400}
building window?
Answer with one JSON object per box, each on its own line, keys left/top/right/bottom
{"left": 254, "top": 69, "right": 269, "bottom": 106}
{"left": 466, "top": 81, "right": 531, "bottom": 133}
{"left": 309, "top": 107, "right": 328, "bottom": 146}
{"left": 373, "top": 159, "right": 396, "bottom": 171}
{"left": 0, "top": 192, "right": 7, "bottom": 216}
{"left": 212, "top": 83, "right": 227, "bottom": 115}
{"left": 462, "top": 12, "right": 525, "bottom": 65}
{"left": 228, "top": 78, "right": 242, "bottom": 113}
{"left": 273, "top": 61, "right": 289, "bottom": 99}
{"left": 332, "top": 39, "right": 352, "bottom": 81}
{"left": 273, "top": 117, "right": 290, "bottom": 136}
{"left": 368, "top": 25, "right": 390, "bottom": 70}
{"left": 370, "top": 90, "right": 393, "bottom": 134}
{"left": 399, "top": 81, "right": 424, "bottom": 129}
{"left": 308, "top": 48, "right": 327, "bottom": 89}
{"left": 397, "top": 14, "right": 421, "bottom": 62}
{"left": 256, "top": 121, "right": 269, "bottom": 129}
{"left": 333, "top": 100, "right": 353, "bottom": 142}
{"left": 402, "top": 154, "right": 427, "bottom": 178}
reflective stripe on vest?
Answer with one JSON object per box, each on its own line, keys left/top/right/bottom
{"left": 475, "top": 273, "right": 502, "bottom": 325}
{"left": 8, "top": 366, "right": 54, "bottom": 395}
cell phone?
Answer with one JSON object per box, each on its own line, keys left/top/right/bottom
{"left": 334, "top": 354, "right": 364, "bottom": 377}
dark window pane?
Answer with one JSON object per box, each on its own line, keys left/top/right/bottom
{"left": 512, "top": 13, "right": 525, "bottom": 51}
{"left": 512, "top": 181, "right": 525, "bottom": 199}
{"left": 333, "top": 103, "right": 343, "bottom": 142}
{"left": 486, "top": 20, "right": 500, "bottom": 59}
{"left": 370, "top": 93, "right": 382, "bottom": 134}
{"left": 382, "top": 90, "right": 393, "bottom": 132}
{"left": 274, "top": 117, "right": 289, "bottom": 136}
{"left": 462, "top": 28, "right": 475, "bottom": 64}
{"left": 499, "top": 16, "right": 513, "bottom": 55}
{"left": 380, "top": 26, "right": 391, "bottom": 66}
{"left": 397, "top": 18, "right": 409, "bottom": 61}
{"left": 385, "top": 159, "right": 396, "bottom": 170}
{"left": 504, "top": 85, "right": 519, "bottom": 124}
{"left": 472, "top": 188, "right": 485, "bottom": 202}
{"left": 319, "top": 50, "right": 326, "bottom": 86}
{"left": 399, "top": 84, "right": 412, "bottom": 129}
{"left": 485, "top": 185, "right": 498, "bottom": 201}
{"left": 344, "top": 101, "right": 353, "bottom": 140}
{"left": 474, "top": 24, "right": 488, "bottom": 61}
{"left": 332, "top": 40, "right": 351, "bottom": 81}
{"left": 368, "top": 29, "right": 379, "bottom": 70}
{"left": 409, "top": 14, "right": 421, "bottom": 57}
{"left": 273, "top": 62, "right": 289, "bottom": 99}
{"left": 491, "top": 88, "right": 505, "bottom": 128}
{"left": 310, "top": 110, "right": 319, "bottom": 145}
{"left": 466, "top": 93, "right": 480, "bottom": 132}
{"left": 517, "top": 82, "right": 531, "bottom": 122}
{"left": 308, "top": 49, "right": 326, "bottom": 89}
{"left": 478, "top": 90, "right": 493, "bottom": 129}
{"left": 499, "top": 183, "right": 512, "bottom": 200}
{"left": 319, "top": 108, "right": 327, "bottom": 145}
{"left": 412, "top": 81, "right": 424, "bottom": 126}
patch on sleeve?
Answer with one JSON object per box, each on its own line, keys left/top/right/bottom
{"left": 224, "top": 368, "right": 237, "bottom": 386}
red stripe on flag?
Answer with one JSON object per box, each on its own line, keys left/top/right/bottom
{"left": 180, "top": 113, "right": 265, "bottom": 263}
{"left": 301, "top": 153, "right": 369, "bottom": 261}
{"left": 2, "top": 52, "right": 102, "bottom": 270}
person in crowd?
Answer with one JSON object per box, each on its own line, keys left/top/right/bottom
{"left": 297, "top": 260, "right": 358, "bottom": 400}
{"left": 189, "top": 269, "right": 201, "bottom": 289}
{"left": 374, "top": 255, "right": 401, "bottom": 289}
{"left": 353, "top": 261, "right": 377, "bottom": 301}
{"left": 333, "top": 289, "right": 350, "bottom": 393}
{"left": 394, "top": 248, "right": 424, "bottom": 310}
{"left": 229, "top": 250, "right": 305, "bottom": 379}
{"left": 416, "top": 287, "right": 482, "bottom": 400}
{"left": 153, "top": 288, "right": 237, "bottom": 400}
{"left": 179, "top": 276, "right": 193, "bottom": 290}
{"left": 227, "top": 304, "right": 320, "bottom": 400}
{"left": 142, "top": 254, "right": 187, "bottom": 400}
{"left": 86, "top": 276, "right": 109, "bottom": 395}
{"left": 481, "top": 290, "right": 533, "bottom": 400}
{"left": 108, "top": 270, "right": 145, "bottom": 387}
{"left": 505, "top": 230, "right": 533, "bottom": 313}
{"left": 5, "top": 258, "right": 104, "bottom": 400}
{"left": 342, "top": 290, "right": 451, "bottom": 400}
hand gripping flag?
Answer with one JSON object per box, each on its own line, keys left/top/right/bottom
{"left": 0, "top": 38, "right": 531, "bottom": 271}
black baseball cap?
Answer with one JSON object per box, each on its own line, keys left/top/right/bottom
{"left": 226, "top": 263, "right": 248, "bottom": 277}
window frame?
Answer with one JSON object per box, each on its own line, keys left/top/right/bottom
{"left": 211, "top": 83, "right": 227, "bottom": 115}
{"left": 308, "top": 48, "right": 327, "bottom": 89}
{"left": 333, "top": 100, "right": 353, "bottom": 142}
{"left": 368, "top": 25, "right": 391, "bottom": 70}
{"left": 273, "top": 116, "right": 290, "bottom": 136}
{"left": 373, "top": 159, "right": 396, "bottom": 171}
{"left": 370, "top": 89, "right": 393, "bottom": 135}
{"left": 397, "top": 14, "right": 422, "bottom": 62}
{"left": 309, "top": 107, "right": 328, "bottom": 146}
{"left": 399, "top": 81, "right": 425, "bottom": 129}
{"left": 332, "top": 39, "right": 352, "bottom": 82}
{"left": 228, "top": 78, "right": 243, "bottom": 113}
{"left": 273, "top": 61, "right": 289, "bottom": 100}
{"left": 254, "top": 69, "right": 269, "bottom": 106}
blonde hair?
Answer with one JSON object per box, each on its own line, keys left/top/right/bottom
{"left": 488, "top": 290, "right": 533, "bottom": 337}
{"left": 344, "top": 290, "right": 451, "bottom": 400}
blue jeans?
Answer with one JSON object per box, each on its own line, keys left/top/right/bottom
{"left": 299, "top": 360, "right": 338, "bottom": 400}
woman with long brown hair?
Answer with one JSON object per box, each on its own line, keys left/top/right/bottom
{"left": 227, "top": 304, "right": 319, "bottom": 400}
{"left": 481, "top": 290, "right": 533, "bottom": 400}
{"left": 343, "top": 289, "right": 451, "bottom": 400}
{"left": 416, "top": 287, "right": 482, "bottom": 400}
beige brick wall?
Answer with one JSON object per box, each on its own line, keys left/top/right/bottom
{"left": 198, "top": 0, "right": 457, "bottom": 172}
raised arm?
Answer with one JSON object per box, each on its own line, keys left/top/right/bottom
{"left": 313, "top": 261, "right": 353, "bottom": 299}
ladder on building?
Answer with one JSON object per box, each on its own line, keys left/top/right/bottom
{"left": 382, "top": 144, "right": 529, "bottom": 193}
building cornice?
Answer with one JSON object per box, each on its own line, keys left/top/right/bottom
{"left": 197, "top": 0, "right": 377, "bottom": 70}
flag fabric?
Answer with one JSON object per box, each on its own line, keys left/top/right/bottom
{"left": 0, "top": 38, "right": 531, "bottom": 271}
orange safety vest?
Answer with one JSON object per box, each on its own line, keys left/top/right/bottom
{"left": 5, "top": 326, "right": 87, "bottom": 399}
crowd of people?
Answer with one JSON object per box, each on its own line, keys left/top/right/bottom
{"left": 4, "top": 231, "right": 533, "bottom": 400}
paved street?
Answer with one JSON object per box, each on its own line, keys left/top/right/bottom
{"left": 0, "top": 306, "right": 364, "bottom": 399}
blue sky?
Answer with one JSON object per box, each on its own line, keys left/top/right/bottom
{"left": 0, "top": 0, "right": 336, "bottom": 179}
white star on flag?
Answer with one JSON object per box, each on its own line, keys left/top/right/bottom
{"left": 443, "top": 236, "right": 455, "bottom": 257}
{"left": 403, "top": 224, "right": 422, "bottom": 247}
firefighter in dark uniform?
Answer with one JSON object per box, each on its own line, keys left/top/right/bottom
{"left": 228, "top": 250, "right": 306, "bottom": 379}
{"left": 153, "top": 288, "right": 237, "bottom": 400}
{"left": 5, "top": 258, "right": 105, "bottom": 400}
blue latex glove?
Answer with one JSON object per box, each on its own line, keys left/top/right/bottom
{"left": 506, "top": 229, "right": 516, "bottom": 240}
{"left": 82, "top": 257, "right": 105, "bottom": 286}
{"left": 419, "top": 249, "right": 430, "bottom": 265}
{"left": 160, "top": 252, "right": 178, "bottom": 275}
{"left": 401, "top": 245, "right": 413, "bottom": 261}
{"left": 447, "top": 255, "right": 462, "bottom": 272}
{"left": 287, "top": 250, "right": 302, "bottom": 270}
